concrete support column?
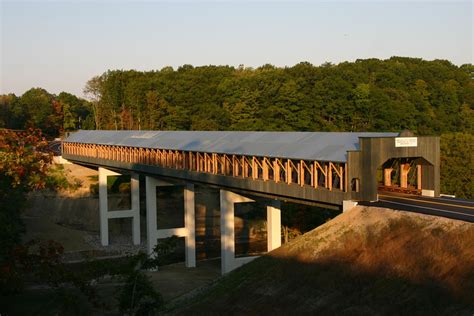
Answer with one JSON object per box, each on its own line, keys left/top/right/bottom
{"left": 184, "top": 183, "right": 196, "bottom": 268}
{"left": 145, "top": 177, "right": 196, "bottom": 268}
{"left": 99, "top": 167, "right": 141, "bottom": 246}
{"left": 383, "top": 168, "right": 393, "bottom": 186}
{"left": 400, "top": 163, "right": 410, "bottom": 188}
{"left": 99, "top": 167, "right": 115, "bottom": 246}
{"left": 130, "top": 174, "right": 141, "bottom": 245}
{"left": 145, "top": 176, "right": 160, "bottom": 256}
{"left": 220, "top": 190, "right": 255, "bottom": 275}
{"left": 266, "top": 200, "right": 281, "bottom": 252}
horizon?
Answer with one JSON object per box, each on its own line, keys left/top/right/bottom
{"left": 0, "top": 56, "right": 468, "bottom": 98}
{"left": 1, "top": 1, "right": 473, "bottom": 97}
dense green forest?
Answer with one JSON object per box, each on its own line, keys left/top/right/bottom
{"left": 0, "top": 57, "right": 472, "bottom": 197}
{"left": 0, "top": 90, "right": 93, "bottom": 136}
{"left": 82, "top": 58, "right": 472, "bottom": 134}
{"left": 1, "top": 57, "right": 473, "bottom": 135}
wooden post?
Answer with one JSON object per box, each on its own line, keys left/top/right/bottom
{"left": 313, "top": 162, "right": 318, "bottom": 188}
{"left": 201, "top": 153, "right": 204, "bottom": 172}
{"left": 339, "top": 165, "right": 344, "bottom": 190}
{"left": 299, "top": 160, "right": 305, "bottom": 186}
{"left": 384, "top": 168, "right": 393, "bottom": 187}
{"left": 196, "top": 152, "right": 201, "bottom": 172}
{"left": 226, "top": 155, "right": 231, "bottom": 175}
{"left": 286, "top": 159, "right": 292, "bottom": 184}
{"left": 400, "top": 163, "right": 409, "bottom": 188}
{"left": 252, "top": 157, "right": 257, "bottom": 179}
{"left": 232, "top": 155, "right": 236, "bottom": 176}
{"left": 212, "top": 153, "right": 216, "bottom": 174}
{"left": 274, "top": 159, "right": 280, "bottom": 183}
{"left": 328, "top": 165, "right": 333, "bottom": 191}
{"left": 262, "top": 158, "right": 268, "bottom": 181}
{"left": 344, "top": 163, "right": 348, "bottom": 192}
{"left": 207, "top": 154, "right": 213, "bottom": 173}
{"left": 417, "top": 164, "right": 422, "bottom": 190}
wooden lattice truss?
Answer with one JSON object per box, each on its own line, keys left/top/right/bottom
{"left": 63, "top": 143, "right": 348, "bottom": 191}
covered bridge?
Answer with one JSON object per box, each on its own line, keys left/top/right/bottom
{"left": 62, "top": 130, "right": 440, "bottom": 274}
{"left": 63, "top": 130, "right": 440, "bottom": 206}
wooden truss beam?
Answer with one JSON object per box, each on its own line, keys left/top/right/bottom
{"left": 64, "top": 143, "right": 348, "bottom": 193}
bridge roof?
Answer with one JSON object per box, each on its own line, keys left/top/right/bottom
{"left": 65, "top": 130, "right": 399, "bottom": 162}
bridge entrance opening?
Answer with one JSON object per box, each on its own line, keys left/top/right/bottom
{"left": 377, "top": 157, "right": 429, "bottom": 195}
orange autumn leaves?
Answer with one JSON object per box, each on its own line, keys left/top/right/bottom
{"left": 0, "top": 128, "right": 52, "bottom": 190}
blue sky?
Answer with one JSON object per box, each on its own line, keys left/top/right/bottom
{"left": 1, "top": 1, "right": 472, "bottom": 97}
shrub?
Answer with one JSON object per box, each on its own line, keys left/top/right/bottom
{"left": 118, "top": 272, "right": 163, "bottom": 315}
{"left": 89, "top": 183, "right": 99, "bottom": 195}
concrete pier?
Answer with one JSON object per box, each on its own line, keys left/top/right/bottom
{"left": 220, "top": 190, "right": 283, "bottom": 274}
{"left": 266, "top": 200, "right": 281, "bottom": 252}
{"left": 99, "top": 167, "right": 140, "bottom": 246}
{"left": 146, "top": 177, "right": 196, "bottom": 268}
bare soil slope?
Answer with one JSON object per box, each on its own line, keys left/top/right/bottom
{"left": 170, "top": 206, "right": 474, "bottom": 315}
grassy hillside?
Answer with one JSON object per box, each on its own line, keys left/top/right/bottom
{"left": 168, "top": 207, "right": 474, "bottom": 315}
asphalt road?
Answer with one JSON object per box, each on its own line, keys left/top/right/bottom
{"left": 362, "top": 191, "right": 474, "bottom": 223}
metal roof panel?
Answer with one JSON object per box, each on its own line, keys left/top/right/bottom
{"left": 64, "top": 130, "right": 399, "bottom": 162}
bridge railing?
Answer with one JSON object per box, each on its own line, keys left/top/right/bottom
{"left": 63, "top": 142, "right": 347, "bottom": 192}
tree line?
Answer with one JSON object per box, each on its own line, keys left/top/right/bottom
{"left": 0, "top": 57, "right": 472, "bottom": 197}
{"left": 0, "top": 90, "right": 93, "bottom": 136}
{"left": 1, "top": 57, "right": 473, "bottom": 136}
{"left": 83, "top": 57, "right": 473, "bottom": 135}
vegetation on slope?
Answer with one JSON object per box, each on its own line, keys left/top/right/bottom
{"left": 169, "top": 207, "right": 474, "bottom": 315}
{"left": 0, "top": 129, "right": 76, "bottom": 261}
{"left": 440, "top": 133, "right": 474, "bottom": 198}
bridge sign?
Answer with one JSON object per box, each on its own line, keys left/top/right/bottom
{"left": 395, "top": 137, "right": 417, "bottom": 148}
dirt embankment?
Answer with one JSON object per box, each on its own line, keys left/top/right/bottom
{"left": 24, "top": 164, "right": 101, "bottom": 232}
{"left": 171, "top": 206, "right": 474, "bottom": 315}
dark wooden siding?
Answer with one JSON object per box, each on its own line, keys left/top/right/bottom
{"left": 348, "top": 136, "right": 440, "bottom": 201}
